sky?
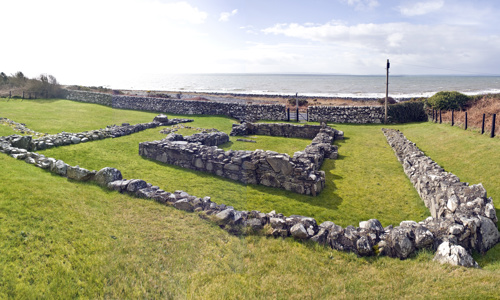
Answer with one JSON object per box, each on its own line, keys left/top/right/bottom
{"left": 2, "top": 0, "right": 500, "bottom": 86}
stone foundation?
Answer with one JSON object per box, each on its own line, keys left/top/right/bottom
{"left": 139, "top": 123, "right": 340, "bottom": 195}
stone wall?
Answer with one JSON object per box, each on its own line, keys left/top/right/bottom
{"left": 139, "top": 124, "right": 340, "bottom": 195}
{"left": 64, "top": 90, "right": 287, "bottom": 121}
{"left": 230, "top": 122, "right": 344, "bottom": 139}
{"left": 65, "top": 90, "right": 390, "bottom": 123}
{"left": 64, "top": 90, "right": 113, "bottom": 106}
{"left": 382, "top": 128, "right": 499, "bottom": 256}
{"left": 308, "top": 106, "right": 385, "bottom": 123}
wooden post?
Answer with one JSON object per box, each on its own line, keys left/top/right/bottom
{"left": 465, "top": 112, "right": 468, "bottom": 130}
{"left": 492, "top": 114, "right": 497, "bottom": 138}
{"left": 295, "top": 92, "right": 299, "bottom": 122}
{"left": 482, "top": 114, "right": 486, "bottom": 134}
{"left": 451, "top": 110, "right": 454, "bottom": 126}
{"left": 385, "top": 59, "right": 390, "bottom": 124}
{"left": 439, "top": 110, "right": 442, "bottom": 124}
{"left": 432, "top": 109, "right": 435, "bottom": 122}
{"left": 287, "top": 107, "right": 290, "bottom": 122}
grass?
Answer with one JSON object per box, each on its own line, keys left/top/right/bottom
{"left": 1, "top": 98, "right": 500, "bottom": 297}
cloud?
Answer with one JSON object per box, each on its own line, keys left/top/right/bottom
{"left": 399, "top": 0, "right": 444, "bottom": 16}
{"left": 261, "top": 20, "right": 500, "bottom": 74}
{"left": 219, "top": 9, "right": 238, "bottom": 22}
{"left": 341, "top": 0, "right": 379, "bottom": 10}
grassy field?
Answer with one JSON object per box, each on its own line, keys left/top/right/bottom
{"left": 1, "top": 98, "right": 499, "bottom": 298}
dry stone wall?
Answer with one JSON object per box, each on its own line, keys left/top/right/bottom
{"left": 382, "top": 128, "right": 499, "bottom": 258}
{"left": 64, "top": 90, "right": 113, "bottom": 106}
{"left": 229, "top": 122, "right": 344, "bottom": 140}
{"left": 139, "top": 123, "right": 341, "bottom": 196}
{"left": 308, "top": 106, "right": 385, "bottom": 123}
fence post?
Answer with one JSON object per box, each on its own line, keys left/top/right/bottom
{"left": 451, "top": 110, "right": 454, "bottom": 126}
{"left": 439, "top": 110, "right": 442, "bottom": 124}
{"left": 432, "top": 109, "right": 435, "bottom": 122}
{"left": 482, "top": 114, "right": 486, "bottom": 134}
{"left": 492, "top": 114, "right": 497, "bottom": 138}
{"left": 296, "top": 107, "right": 299, "bottom": 123}
{"left": 287, "top": 108, "right": 290, "bottom": 122}
{"left": 465, "top": 112, "right": 468, "bottom": 130}
{"left": 306, "top": 108, "right": 308, "bottom": 122}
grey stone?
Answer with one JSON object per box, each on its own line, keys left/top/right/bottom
{"left": 290, "top": 223, "right": 309, "bottom": 239}
{"left": 215, "top": 209, "right": 234, "bottom": 224}
{"left": 174, "top": 199, "right": 194, "bottom": 212}
{"left": 433, "top": 242, "right": 479, "bottom": 268}
{"left": 95, "top": 167, "right": 123, "bottom": 187}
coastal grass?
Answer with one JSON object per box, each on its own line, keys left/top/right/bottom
{"left": 1, "top": 98, "right": 500, "bottom": 297}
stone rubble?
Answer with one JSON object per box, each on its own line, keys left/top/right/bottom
{"left": 139, "top": 123, "right": 341, "bottom": 195}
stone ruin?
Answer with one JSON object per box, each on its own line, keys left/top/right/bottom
{"left": 1, "top": 114, "right": 498, "bottom": 268}
{"left": 139, "top": 122, "right": 343, "bottom": 196}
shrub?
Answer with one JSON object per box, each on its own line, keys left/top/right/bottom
{"left": 378, "top": 97, "right": 397, "bottom": 105}
{"left": 387, "top": 101, "right": 428, "bottom": 123}
{"left": 427, "top": 91, "right": 471, "bottom": 111}
{"left": 288, "top": 98, "right": 308, "bottom": 106}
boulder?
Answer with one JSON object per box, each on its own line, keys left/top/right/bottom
{"left": 67, "top": 166, "right": 95, "bottom": 181}
{"left": 215, "top": 209, "right": 235, "bottom": 225}
{"left": 433, "top": 241, "right": 479, "bottom": 268}
{"left": 126, "top": 179, "right": 148, "bottom": 193}
{"left": 50, "top": 160, "right": 69, "bottom": 176}
{"left": 95, "top": 167, "right": 123, "bottom": 187}
{"left": 290, "top": 223, "right": 309, "bottom": 239}
{"left": 174, "top": 199, "right": 194, "bottom": 212}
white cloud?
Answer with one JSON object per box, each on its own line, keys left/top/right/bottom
{"left": 399, "top": 0, "right": 444, "bottom": 16}
{"left": 341, "top": 0, "right": 379, "bottom": 10}
{"left": 219, "top": 9, "right": 238, "bottom": 22}
{"left": 262, "top": 20, "right": 500, "bottom": 74}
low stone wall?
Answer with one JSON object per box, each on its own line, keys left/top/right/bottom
{"left": 382, "top": 128, "right": 499, "bottom": 256}
{"left": 139, "top": 124, "right": 339, "bottom": 195}
{"left": 64, "top": 90, "right": 287, "bottom": 121}
{"left": 112, "top": 95, "right": 287, "bottom": 121}
{"left": 308, "top": 106, "right": 385, "bottom": 123}
{"left": 230, "top": 122, "right": 344, "bottom": 140}
{"left": 64, "top": 90, "right": 113, "bottom": 106}
{"left": 2, "top": 115, "right": 192, "bottom": 152}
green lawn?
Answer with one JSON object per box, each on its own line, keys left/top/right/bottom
{"left": 1, "top": 98, "right": 499, "bottom": 298}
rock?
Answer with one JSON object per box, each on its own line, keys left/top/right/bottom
{"left": 153, "top": 114, "right": 169, "bottom": 123}
{"left": 385, "top": 227, "right": 415, "bottom": 259}
{"left": 67, "top": 166, "right": 95, "bottom": 181}
{"left": 174, "top": 199, "right": 194, "bottom": 212}
{"left": 414, "top": 225, "right": 434, "bottom": 249}
{"left": 477, "top": 216, "right": 500, "bottom": 253}
{"left": 71, "top": 136, "right": 81, "bottom": 144}
{"left": 310, "top": 228, "right": 329, "bottom": 245}
{"left": 290, "top": 223, "right": 309, "bottom": 239}
{"left": 126, "top": 179, "right": 148, "bottom": 193}
{"left": 433, "top": 242, "right": 479, "bottom": 268}
{"left": 51, "top": 160, "right": 69, "bottom": 176}
{"left": 245, "top": 218, "right": 263, "bottom": 231}
{"left": 215, "top": 209, "right": 234, "bottom": 225}
{"left": 359, "top": 219, "right": 384, "bottom": 232}
{"left": 356, "top": 236, "right": 373, "bottom": 256}
{"left": 95, "top": 167, "right": 123, "bottom": 187}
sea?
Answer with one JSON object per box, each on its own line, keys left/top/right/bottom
{"left": 108, "top": 74, "right": 500, "bottom": 99}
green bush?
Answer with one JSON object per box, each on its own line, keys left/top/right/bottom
{"left": 427, "top": 91, "right": 471, "bottom": 111}
{"left": 378, "top": 97, "right": 397, "bottom": 105}
{"left": 288, "top": 98, "right": 308, "bottom": 106}
{"left": 387, "top": 101, "right": 427, "bottom": 123}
